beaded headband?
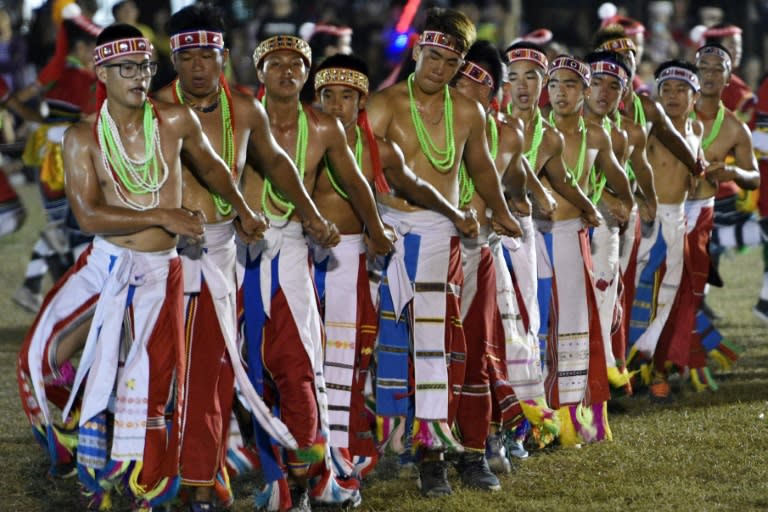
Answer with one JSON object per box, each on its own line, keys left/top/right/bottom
{"left": 253, "top": 35, "right": 312, "bottom": 68}
{"left": 695, "top": 46, "right": 732, "bottom": 71}
{"left": 590, "top": 60, "right": 628, "bottom": 88}
{"left": 656, "top": 66, "right": 700, "bottom": 92}
{"left": 704, "top": 25, "right": 742, "bottom": 38}
{"left": 549, "top": 56, "right": 591, "bottom": 86}
{"left": 597, "top": 37, "right": 636, "bottom": 54}
{"left": 418, "top": 30, "right": 465, "bottom": 57}
{"left": 459, "top": 61, "right": 494, "bottom": 90}
{"left": 505, "top": 48, "right": 548, "bottom": 71}
{"left": 170, "top": 30, "right": 225, "bottom": 52}
{"left": 314, "top": 67, "right": 369, "bottom": 94}
{"left": 94, "top": 37, "right": 152, "bottom": 66}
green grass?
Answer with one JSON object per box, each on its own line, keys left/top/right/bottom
{"left": 1, "top": 182, "right": 767, "bottom": 511}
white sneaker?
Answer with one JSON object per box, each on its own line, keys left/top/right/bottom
{"left": 13, "top": 286, "right": 42, "bottom": 313}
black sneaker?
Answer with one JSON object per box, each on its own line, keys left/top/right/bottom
{"left": 289, "top": 487, "right": 311, "bottom": 512}
{"left": 456, "top": 452, "right": 501, "bottom": 491}
{"left": 417, "top": 460, "right": 452, "bottom": 497}
{"left": 753, "top": 298, "right": 768, "bottom": 325}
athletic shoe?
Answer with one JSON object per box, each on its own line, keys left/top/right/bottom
{"left": 416, "top": 460, "right": 452, "bottom": 497}
{"left": 506, "top": 439, "right": 529, "bottom": 460}
{"left": 189, "top": 503, "right": 213, "bottom": 512}
{"left": 485, "top": 433, "right": 511, "bottom": 474}
{"left": 753, "top": 298, "right": 768, "bottom": 325}
{"left": 649, "top": 377, "right": 672, "bottom": 403}
{"left": 455, "top": 452, "right": 501, "bottom": 491}
{"left": 13, "top": 285, "right": 42, "bottom": 313}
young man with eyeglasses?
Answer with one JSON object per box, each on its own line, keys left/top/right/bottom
{"left": 17, "top": 23, "right": 268, "bottom": 511}
{"left": 153, "top": 6, "right": 337, "bottom": 510}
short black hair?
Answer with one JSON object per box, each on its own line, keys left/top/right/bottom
{"left": 64, "top": 19, "right": 98, "bottom": 51}
{"left": 167, "top": 3, "right": 226, "bottom": 38}
{"left": 583, "top": 50, "right": 631, "bottom": 78}
{"left": 654, "top": 59, "right": 698, "bottom": 80}
{"left": 316, "top": 53, "right": 369, "bottom": 77}
{"left": 96, "top": 23, "right": 143, "bottom": 47}
{"left": 111, "top": 1, "right": 133, "bottom": 19}
{"left": 461, "top": 40, "right": 503, "bottom": 97}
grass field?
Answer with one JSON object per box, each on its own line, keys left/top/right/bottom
{"left": 1, "top": 182, "right": 767, "bottom": 511}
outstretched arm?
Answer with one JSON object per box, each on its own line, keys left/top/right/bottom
{"left": 179, "top": 108, "right": 265, "bottom": 241}
{"left": 628, "top": 125, "right": 657, "bottom": 221}
{"left": 594, "top": 128, "right": 634, "bottom": 223}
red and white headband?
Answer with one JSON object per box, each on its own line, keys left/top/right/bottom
{"left": 696, "top": 45, "right": 732, "bottom": 71}
{"left": 459, "top": 61, "right": 494, "bottom": 90}
{"left": 93, "top": 37, "right": 152, "bottom": 66}
{"left": 656, "top": 66, "right": 700, "bottom": 92}
{"left": 170, "top": 30, "right": 225, "bottom": 52}
{"left": 505, "top": 47, "right": 548, "bottom": 71}
{"left": 419, "top": 30, "right": 465, "bottom": 57}
{"left": 597, "top": 37, "right": 636, "bottom": 54}
{"left": 590, "top": 60, "right": 628, "bottom": 88}
{"left": 703, "top": 25, "right": 742, "bottom": 39}
{"left": 313, "top": 23, "right": 352, "bottom": 37}
{"left": 600, "top": 15, "right": 645, "bottom": 36}
{"left": 549, "top": 56, "right": 591, "bottom": 86}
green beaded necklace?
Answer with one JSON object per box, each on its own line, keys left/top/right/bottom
{"left": 549, "top": 111, "right": 587, "bottom": 187}
{"left": 692, "top": 101, "right": 725, "bottom": 151}
{"left": 174, "top": 80, "right": 235, "bottom": 215}
{"left": 260, "top": 96, "right": 308, "bottom": 221}
{"left": 99, "top": 101, "right": 166, "bottom": 209}
{"left": 407, "top": 73, "right": 455, "bottom": 172}
{"left": 524, "top": 108, "right": 544, "bottom": 172}
{"left": 459, "top": 115, "right": 498, "bottom": 207}
{"left": 632, "top": 94, "right": 646, "bottom": 127}
{"left": 323, "top": 125, "right": 363, "bottom": 200}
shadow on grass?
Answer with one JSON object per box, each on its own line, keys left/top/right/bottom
{"left": 0, "top": 327, "right": 28, "bottom": 350}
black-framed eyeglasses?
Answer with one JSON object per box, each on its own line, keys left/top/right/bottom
{"left": 103, "top": 61, "right": 159, "bottom": 79}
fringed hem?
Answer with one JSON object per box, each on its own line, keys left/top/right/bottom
{"left": 555, "top": 402, "right": 612, "bottom": 447}
{"left": 376, "top": 416, "right": 407, "bottom": 455}
{"left": 77, "top": 460, "right": 180, "bottom": 510}
{"left": 253, "top": 479, "right": 291, "bottom": 511}
{"left": 411, "top": 419, "right": 464, "bottom": 453}
{"left": 309, "top": 464, "right": 361, "bottom": 507}
{"left": 708, "top": 340, "right": 742, "bottom": 371}
{"left": 607, "top": 366, "right": 632, "bottom": 388}
{"left": 519, "top": 398, "right": 559, "bottom": 447}
{"left": 690, "top": 367, "right": 719, "bottom": 392}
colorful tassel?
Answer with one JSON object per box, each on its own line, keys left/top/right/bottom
{"left": 377, "top": 416, "right": 407, "bottom": 455}
{"left": 410, "top": 420, "right": 463, "bottom": 453}
{"left": 607, "top": 366, "right": 632, "bottom": 388}
{"left": 295, "top": 432, "right": 327, "bottom": 464}
{"left": 519, "top": 397, "right": 559, "bottom": 446}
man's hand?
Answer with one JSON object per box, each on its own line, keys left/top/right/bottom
{"left": 704, "top": 161, "right": 737, "bottom": 183}
{"left": 491, "top": 209, "right": 523, "bottom": 238}
{"left": 163, "top": 208, "right": 205, "bottom": 243}
{"left": 454, "top": 209, "right": 480, "bottom": 238}
{"left": 580, "top": 203, "right": 603, "bottom": 227}
{"left": 365, "top": 224, "right": 396, "bottom": 256}
{"left": 235, "top": 208, "right": 268, "bottom": 244}
{"left": 532, "top": 188, "right": 557, "bottom": 218}
{"left": 303, "top": 215, "right": 341, "bottom": 248}
{"left": 637, "top": 195, "right": 656, "bottom": 223}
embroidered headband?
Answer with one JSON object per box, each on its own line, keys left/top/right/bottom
{"left": 314, "top": 67, "right": 369, "bottom": 94}
{"left": 597, "top": 37, "right": 636, "bottom": 54}
{"left": 459, "top": 61, "right": 494, "bottom": 90}
{"left": 704, "top": 25, "right": 742, "bottom": 38}
{"left": 656, "top": 66, "right": 700, "bottom": 92}
{"left": 170, "top": 30, "right": 225, "bottom": 52}
{"left": 549, "top": 56, "right": 591, "bottom": 86}
{"left": 93, "top": 37, "right": 152, "bottom": 66}
{"left": 253, "top": 35, "right": 312, "bottom": 68}
{"left": 590, "top": 60, "right": 628, "bottom": 88}
{"left": 695, "top": 45, "right": 732, "bottom": 72}
{"left": 418, "top": 30, "right": 465, "bottom": 57}
{"left": 505, "top": 47, "right": 548, "bottom": 71}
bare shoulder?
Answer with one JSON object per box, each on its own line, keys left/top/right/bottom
{"left": 724, "top": 108, "right": 751, "bottom": 138}
{"left": 64, "top": 119, "right": 96, "bottom": 148}
{"left": 623, "top": 116, "right": 647, "bottom": 143}
{"left": 450, "top": 87, "right": 484, "bottom": 118}
{"left": 692, "top": 118, "right": 704, "bottom": 137}
{"left": 153, "top": 99, "right": 200, "bottom": 138}
{"left": 231, "top": 88, "right": 261, "bottom": 113}
{"left": 152, "top": 82, "right": 174, "bottom": 103}
{"left": 586, "top": 119, "right": 611, "bottom": 147}
{"left": 375, "top": 134, "right": 404, "bottom": 167}
{"left": 542, "top": 122, "right": 565, "bottom": 148}
{"left": 497, "top": 117, "right": 523, "bottom": 152}
{"left": 306, "top": 104, "right": 342, "bottom": 133}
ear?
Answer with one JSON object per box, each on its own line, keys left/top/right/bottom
{"left": 358, "top": 92, "right": 368, "bottom": 111}
{"left": 412, "top": 44, "right": 421, "bottom": 62}
{"left": 170, "top": 52, "right": 178, "bottom": 70}
{"left": 256, "top": 65, "right": 265, "bottom": 84}
{"left": 96, "top": 65, "right": 108, "bottom": 84}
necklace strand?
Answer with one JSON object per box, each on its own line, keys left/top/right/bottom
{"left": 693, "top": 101, "right": 725, "bottom": 151}
{"left": 407, "top": 73, "right": 455, "bottom": 172}
{"left": 174, "top": 80, "right": 235, "bottom": 215}
{"left": 324, "top": 125, "right": 363, "bottom": 200}
{"left": 459, "top": 115, "right": 499, "bottom": 207}
{"left": 549, "top": 111, "right": 587, "bottom": 186}
{"left": 97, "top": 100, "right": 169, "bottom": 211}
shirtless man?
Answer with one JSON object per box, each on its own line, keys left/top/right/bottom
{"left": 152, "top": 6, "right": 335, "bottom": 510}
{"left": 243, "top": 34, "right": 393, "bottom": 511}
{"left": 584, "top": 50, "right": 658, "bottom": 388}
{"left": 312, "top": 51, "right": 478, "bottom": 496}
{"left": 366, "top": 8, "right": 520, "bottom": 497}
{"left": 544, "top": 54, "right": 633, "bottom": 445}
{"left": 453, "top": 41, "right": 555, "bottom": 477}
{"left": 629, "top": 60, "right": 705, "bottom": 400}
{"left": 665, "top": 44, "right": 758, "bottom": 390}
{"left": 19, "top": 24, "right": 268, "bottom": 511}
{"left": 582, "top": 51, "right": 639, "bottom": 389}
